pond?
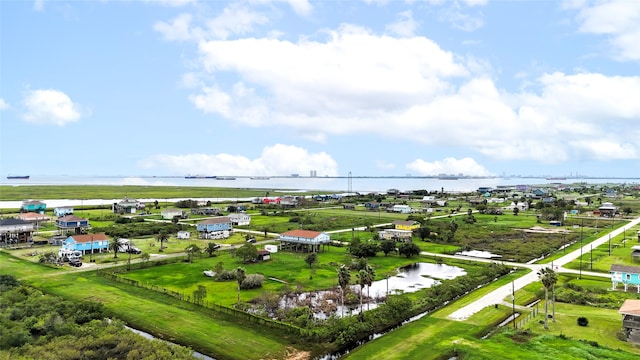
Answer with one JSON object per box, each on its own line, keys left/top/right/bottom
{"left": 273, "top": 262, "right": 467, "bottom": 319}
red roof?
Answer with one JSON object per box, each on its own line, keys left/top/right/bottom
{"left": 18, "top": 212, "right": 49, "bottom": 220}
{"left": 69, "top": 233, "right": 109, "bottom": 243}
{"left": 619, "top": 300, "right": 640, "bottom": 316}
{"left": 280, "top": 229, "right": 323, "bottom": 239}
{"left": 58, "top": 215, "right": 87, "bottom": 222}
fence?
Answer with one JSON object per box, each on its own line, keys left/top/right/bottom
{"left": 514, "top": 305, "right": 539, "bottom": 329}
{"left": 96, "top": 268, "right": 307, "bottom": 338}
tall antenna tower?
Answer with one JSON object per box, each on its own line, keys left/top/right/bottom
{"left": 348, "top": 171, "right": 352, "bottom": 194}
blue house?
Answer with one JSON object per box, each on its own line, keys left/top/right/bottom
{"left": 62, "top": 233, "right": 109, "bottom": 255}
{"left": 21, "top": 200, "right": 46, "bottom": 214}
{"left": 611, "top": 264, "right": 640, "bottom": 293}
{"left": 197, "top": 217, "right": 232, "bottom": 239}
{"left": 55, "top": 215, "right": 90, "bottom": 234}
{"left": 54, "top": 206, "right": 74, "bottom": 217}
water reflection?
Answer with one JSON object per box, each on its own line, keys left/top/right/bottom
{"left": 368, "top": 262, "right": 467, "bottom": 298}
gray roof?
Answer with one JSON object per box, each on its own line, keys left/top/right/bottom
{"left": 0, "top": 218, "right": 30, "bottom": 226}
{"left": 611, "top": 264, "right": 640, "bottom": 273}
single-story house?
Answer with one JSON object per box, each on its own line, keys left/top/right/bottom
{"left": 611, "top": 264, "right": 640, "bottom": 293}
{"left": 619, "top": 299, "right": 640, "bottom": 344}
{"left": 422, "top": 196, "right": 436, "bottom": 203}
{"left": 17, "top": 212, "right": 50, "bottom": 228}
{"left": 229, "top": 213, "right": 251, "bottom": 226}
{"left": 113, "top": 197, "right": 144, "bottom": 214}
{"left": 257, "top": 249, "right": 271, "bottom": 261}
{"left": 0, "top": 218, "right": 35, "bottom": 244}
{"left": 191, "top": 208, "right": 220, "bottom": 216}
{"left": 278, "top": 229, "right": 331, "bottom": 252}
{"left": 392, "top": 220, "right": 420, "bottom": 231}
{"left": 177, "top": 231, "right": 191, "bottom": 239}
{"left": 196, "top": 217, "right": 232, "bottom": 239}
{"left": 161, "top": 208, "right": 187, "bottom": 220}
{"left": 280, "top": 196, "right": 299, "bottom": 207}
{"left": 55, "top": 215, "right": 89, "bottom": 234}
{"left": 364, "top": 202, "right": 382, "bottom": 210}
{"left": 21, "top": 200, "right": 46, "bottom": 214}
{"left": 54, "top": 206, "right": 74, "bottom": 217}
{"left": 378, "top": 229, "right": 413, "bottom": 241}
{"left": 389, "top": 204, "right": 411, "bottom": 214}
{"left": 599, "top": 202, "right": 618, "bottom": 218}
{"left": 343, "top": 204, "right": 356, "bottom": 210}
{"left": 62, "top": 233, "right": 109, "bottom": 255}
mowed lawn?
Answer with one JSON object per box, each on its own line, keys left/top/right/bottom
{"left": 0, "top": 251, "right": 309, "bottom": 360}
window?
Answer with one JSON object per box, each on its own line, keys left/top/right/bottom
{"left": 626, "top": 274, "right": 631, "bottom": 280}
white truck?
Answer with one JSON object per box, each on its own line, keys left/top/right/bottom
{"left": 117, "top": 238, "right": 142, "bottom": 254}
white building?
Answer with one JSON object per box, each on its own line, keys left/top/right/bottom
{"left": 229, "top": 213, "right": 251, "bottom": 226}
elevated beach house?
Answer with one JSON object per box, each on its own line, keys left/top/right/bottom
{"left": 0, "top": 218, "right": 35, "bottom": 244}
{"left": 55, "top": 215, "right": 90, "bottom": 235}
{"left": 196, "top": 217, "right": 232, "bottom": 239}
{"left": 278, "top": 229, "right": 330, "bottom": 252}
{"left": 611, "top": 264, "right": 640, "bottom": 293}
{"left": 619, "top": 299, "right": 640, "bottom": 344}
{"left": 62, "top": 233, "right": 110, "bottom": 255}
{"left": 21, "top": 200, "right": 46, "bottom": 214}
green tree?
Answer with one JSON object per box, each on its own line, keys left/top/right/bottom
{"left": 304, "top": 252, "right": 318, "bottom": 279}
{"left": 398, "top": 242, "right": 420, "bottom": 258}
{"left": 236, "top": 267, "right": 246, "bottom": 304}
{"left": 380, "top": 239, "right": 396, "bottom": 256}
{"left": 513, "top": 207, "right": 520, "bottom": 216}
{"left": 108, "top": 239, "right": 120, "bottom": 258}
{"left": 236, "top": 243, "right": 258, "bottom": 263}
{"left": 205, "top": 242, "right": 219, "bottom": 257}
{"left": 337, "top": 264, "right": 351, "bottom": 317}
{"left": 140, "top": 252, "right": 150, "bottom": 265}
{"left": 156, "top": 231, "right": 169, "bottom": 251}
{"left": 185, "top": 244, "right": 200, "bottom": 263}
{"left": 356, "top": 269, "right": 370, "bottom": 315}
{"left": 538, "top": 267, "right": 558, "bottom": 329}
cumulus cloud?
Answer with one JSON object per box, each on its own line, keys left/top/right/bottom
{"left": 0, "top": 98, "right": 9, "bottom": 110}
{"left": 386, "top": 10, "right": 419, "bottom": 37}
{"left": 22, "top": 89, "right": 83, "bottom": 126}
{"left": 140, "top": 144, "right": 338, "bottom": 176}
{"left": 184, "top": 24, "right": 640, "bottom": 164}
{"left": 572, "top": 0, "right": 640, "bottom": 61}
{"left": 406, "top": 157, "right": 493, "bottom": 177}
{"left": 143, "top": 0, "right": 196, "bottom": 7}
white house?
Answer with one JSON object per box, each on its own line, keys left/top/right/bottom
{"left": 229, "top": 213, "right": 251, "bottom": 226}
{"left": 161, "top": 208, "right": 187, "bottom": 220}
{"left": 391, "top": 204, "right": 412, "bottom": 214}
{"left": 177, "top": 231, "right": 191, "bottom": 239}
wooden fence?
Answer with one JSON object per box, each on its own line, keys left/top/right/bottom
{"left": 96, "top": 269, "right": 307, "bottom": 337}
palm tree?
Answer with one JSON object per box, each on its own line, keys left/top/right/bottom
{"left": 108, "top": 239, "right": 120, "bottom": 259}
{"left": 537, "top": 267, "right": 558, "bottom": 329}
{"left": 205, "top": 242, "right": 219, "bottom": 257}
{"left": 156, "top": 231, "right": 168, "bottom": 251}
{"left": 337, "top": 264, "right": 351, "bottom": 316}
{"left": 364, "top": 264, "right": 375, "bottom": 310}
{"left": 185, "top": 244, "right": 200, "bottom": 263}
{"left": 356, "top": 269, "right": 369, "bottom": 314}
{"left": 236, "top": 267, "right": 246, "bottom": 305}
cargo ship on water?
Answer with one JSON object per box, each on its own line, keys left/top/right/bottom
{"left": 7, "top": 175, "right": 30, "bottom": 180}
{"left": 185, "top": 175, "right": 216, "bottom": 179}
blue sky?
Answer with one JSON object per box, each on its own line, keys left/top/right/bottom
{"left": 1, "top": 0, "right": 639, "bottom": 178}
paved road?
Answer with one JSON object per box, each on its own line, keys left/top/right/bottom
{"left": 446, "top": 215, "right": 640, "bottom": 320}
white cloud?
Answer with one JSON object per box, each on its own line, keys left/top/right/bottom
{"left": 154, "top": 13, "right": 202, "bottom": 42}
{"left": 440, "top": 8, "right": 484, "bottom": 32}
{"left": 406, "top": 157, "right": 493, "bottom": 176}
{"left": 572, "top": 0, "right": 640, "bottom": 61}
{"left": 386, "top": 10, "right": 419, "bottom": 37}
{"left": 154, "top": 4, "right": 269, "bottom": 41}
{"left": 143, "top": 0, "right": 196, "bottom": 7}
{"left": 140, "top": 144, "right": 338, "bottom": 176}
{"left": 206, "top": 3, "right": 269, "bottom": 40}
{"left": 0, "top": 98, "right": 9, "bottom": 110}
{"left": 186, "top": 25, "right": 640, "bottom": 163}
{"left": 22, "top": 89, "right": 83, "bottom": 126}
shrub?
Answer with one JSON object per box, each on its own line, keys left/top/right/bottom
{"left": 240, "top": 274, "right": 264, "bottom": 289}
{"left": 577, "top": 317, "right": 589, "bottom": 326}
{"left": 215, "top": 270, "right": 237, "bottom": 281}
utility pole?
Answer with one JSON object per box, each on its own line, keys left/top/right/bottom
{"left": 579, "top": 219, "right": 584, "bottom": 279}
{"left": 609, "top": 234, "right": 612, "bottom": 256}
{"left": 512, "top": 280, "right": 516, "bottom": 329}
{"left": 590, "top": 244, "right": 593, "bottom": 270}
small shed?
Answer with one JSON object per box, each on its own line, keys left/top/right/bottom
{"left": 619, "top": 300, "right": 640, "bottom": 344}
{"left": 177, "top": 231, "right": 191, "bottom": 239}
{"left": 257, "top": 249, "right": 271, "bottom": 261}
{"left": 632, "top": 246, "right": 640, "bottom": 263}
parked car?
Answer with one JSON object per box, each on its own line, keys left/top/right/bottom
{"left": 68, "top": 259, "right": 82, "bottom": 267}
{"left": 246, "top": 238, "right": 256, "bottom": 243}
